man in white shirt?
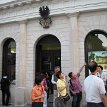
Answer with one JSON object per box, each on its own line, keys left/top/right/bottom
{"left": 84, "top": 61, "right": 107, "bottom": 107}
{"left": 96, "top": 65, "right": 107, "bottom": 84}
{"left": 51, "top": 66, "right": 60, "bottom": 107}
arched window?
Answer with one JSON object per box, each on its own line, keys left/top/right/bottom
{"left": 85, "top": 30, "right": 107, "bottom": 76}
{"left": 2, "top": 38, "right": 16, "bottom": 81}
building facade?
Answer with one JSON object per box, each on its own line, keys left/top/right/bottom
{"left": 0, "top": 0, "right": 107, "bottom": 106}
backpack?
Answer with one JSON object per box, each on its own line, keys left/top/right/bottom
{"left": 69, "top": 79, "right": 74, "bottom": 96}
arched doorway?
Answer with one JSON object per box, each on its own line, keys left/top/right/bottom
{"left": 2, "top": 38, "right": 16, "bottom": 81}
{"left": 85, "top": 30, "right": 107, "bottom": 77}
{"left": 36, "top": 35, "right": 61, "bottom": 74}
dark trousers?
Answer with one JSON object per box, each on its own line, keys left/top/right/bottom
{"left": 32, "top": 102, "right": 43, "bottom": 107}
{"left": 2, "top": 90, "right": 10, "bottom": 106}
{"left": 55, "top": 97, "right": 66, "bottom": 107}
{"left": 72, "top": 92, "right": 82, "bottom": 107}
{"left": 87, "top": 102, "right": 104, "bottom": 107}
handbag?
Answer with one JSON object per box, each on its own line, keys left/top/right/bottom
{"left": 62, "top": 93, "right": 70, "bottom": 102}
{"left": 55, "top": 97, "right": 65, "bottom": 107}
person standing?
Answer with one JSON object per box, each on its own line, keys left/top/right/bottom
{"left": 84, "top": 61, "right": 107, "bottom": 107}
{"left": 68, "top": 64, "right": 86, "bottom": 107}
{"left": 31, "top": 74, "right": 44, "bottom": 107}
{"left": 0, "top": 75, "right": 10, "bottom": 106}
{"left": 96, "top": 65, "right": 107, "bottom": 84}
{"left": 56, "top": 71, "right": 67, "bottom": 107}
{"left": 51, "top": 66, "right": 60, "bottom": 107}
{"left": 42, "top": 72, "right": 48, "bottom": 107}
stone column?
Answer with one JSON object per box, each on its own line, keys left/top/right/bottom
{"left": 67, "top": 13, "right": 80, "bottom": 72}
{"left": 15, "top": 20, "right": 27, "bottom": 106}
{"left": 0, "top": 42, "right": 2, "bottom": 104}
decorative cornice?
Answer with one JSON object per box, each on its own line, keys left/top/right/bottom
{"left": 0, "top": 1, "right": 107, "bottom": 24}
{"left": 0, "top": 0, "right": 44, "bottom": 10}
{"left": 66, "top": 12, "right": 80, "bottom": 19}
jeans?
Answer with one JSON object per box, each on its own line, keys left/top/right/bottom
{"left": 55, "top": 97, "right": 66, "bottom": 107}
{"left": 53, "top": 90, "right": 58, "bottom": 107}
{"left": 72, "top": 92, "right": 82, "bottom": 107}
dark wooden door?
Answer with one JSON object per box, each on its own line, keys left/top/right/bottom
{"left": 36, "top": 50, "right": 61, "bottom": 73}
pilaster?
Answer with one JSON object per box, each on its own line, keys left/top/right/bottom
{"left": 15, "top": 20, "right": 27, "bottom": 106}
{"left": 18, "top": 20, "right": 27, "bottom": 87}
{"left": 67, "top": 13, "right": 80, "bottom": 72}
{"left": 0, "top": 44, "right": 2, "bottom": 104}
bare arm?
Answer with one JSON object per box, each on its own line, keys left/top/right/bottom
{"left": 101, "top": 94, "right": 107, "bottom": 107}
{"left": 69, "top": 87, "right": 76, "bottom": 95}
{"left": 77, "top": 63, "right": 86, "bottom": 76}
{"left": 32, "top": 94, "right": 44, "bottom": 101}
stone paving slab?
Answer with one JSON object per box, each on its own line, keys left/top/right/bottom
{"left": 0, "top": 104, "right": 53, "bottom": 107}
{"left": 0, "top": 104, "right": 30, "bottom": 107}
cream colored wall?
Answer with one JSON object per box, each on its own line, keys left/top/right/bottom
{"left": 0, "top": 8, "right": 107, "bottom": 106}
{"left": 78, "top": 10, "right": 107, "bottom": 106}
{"left": 0, "top": 22, "right": 20, "bottom": 104}
{"left": 25, "top": 15, "right": 72, "bottom": 103}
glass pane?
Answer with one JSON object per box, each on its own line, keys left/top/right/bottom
{"left": 86, "top": 34, "right": 107, "bottom": 51}
{"left": 3, "top": 39, "right": 16, "bottom": 81}
{"left": 86, "top": 32, "right": 107, "bottom": 76}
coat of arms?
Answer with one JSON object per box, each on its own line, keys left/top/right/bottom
{"left": 39, "top": 6, "right": 52, "bottom": 28}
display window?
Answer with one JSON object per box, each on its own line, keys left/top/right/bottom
{"left": 85, "top": 30, "right": 107, "bottom": 77}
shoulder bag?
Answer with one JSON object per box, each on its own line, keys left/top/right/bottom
{"left": 62, "top": 93, "right": 70, "bottom": 102}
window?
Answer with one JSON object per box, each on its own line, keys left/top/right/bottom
{"left": 2, "top": 38, "right": 16, "bottom": 81}
{"left": 85, "top": 30, "right": 107, "bottom": 76}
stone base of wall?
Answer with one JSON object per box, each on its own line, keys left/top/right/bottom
{"left": 25, "top": 87, "right": 32, "bottom": 104}
{"left": 15, "top": 87, "right": 26, "bottom": 106}
{"left": 10, "top": 84, "right": 15, "bottom": 104}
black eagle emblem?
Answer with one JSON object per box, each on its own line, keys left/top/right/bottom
{"left": 39, "top": 6, "right": 50, "bottom": 19}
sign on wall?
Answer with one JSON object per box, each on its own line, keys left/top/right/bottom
{"left": 88, "top": 51, "right": 107, "bottom": 78}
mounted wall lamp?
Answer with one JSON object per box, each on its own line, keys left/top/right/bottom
{"left": 39, "top": 6, "right": 52, "bottom": 28}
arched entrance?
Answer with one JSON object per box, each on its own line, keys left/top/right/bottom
{"left": 2, "top": 38, "right": 16, "bottom": 81}
{"left": 85, "top": 30, "right": 107, "bottom": 77}
{"left": 36, "top": 35, "right": 61, "bottom": 74}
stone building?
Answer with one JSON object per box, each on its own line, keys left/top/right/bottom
{"left": 0, "top": 0, "right": 107, "bottom": 106}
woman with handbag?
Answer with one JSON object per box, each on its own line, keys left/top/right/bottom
{"left": 56, "top": 71, "right": 70, "bottom": 107}
{"left": 31, "top": 74, "right": 44, "bottom": 107}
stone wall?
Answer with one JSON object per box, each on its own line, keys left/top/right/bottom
{"left": 0, "top": 0, "right": 107, "bottom": 106}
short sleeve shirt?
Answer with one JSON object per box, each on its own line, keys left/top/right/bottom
{"left": 57, "top": 79, "right": 67, "bottom": 96}
{"left": 31, "top": 85, "right": 44, "bottom": 102}
{"left": 84, "top": 75, "right": 106, "bottom": 103}
{"left": 70, "top": 74, "right": 82, "bottom": 93}
{"left": 96, "top": 72, "right": 107, "bottom": 82}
